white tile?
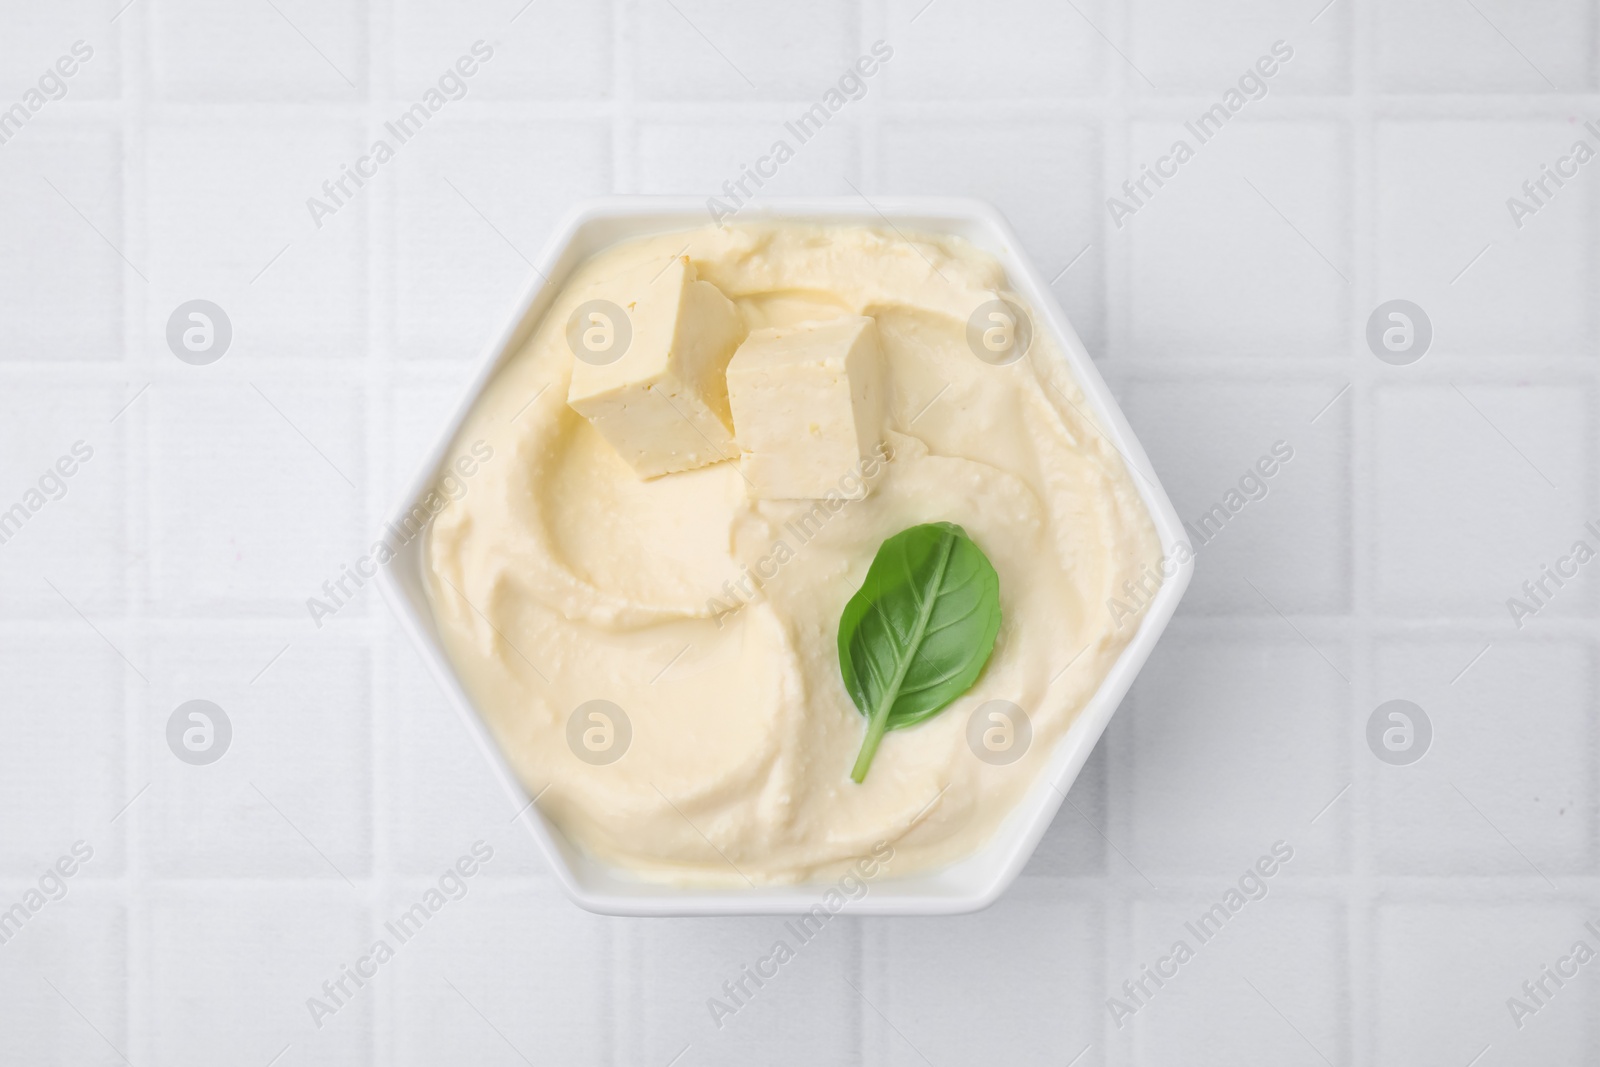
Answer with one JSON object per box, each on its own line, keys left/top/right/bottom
{"left": 1128, "top": 2, "right": 1349, "bottom": 95}
{"left": 0, "top": 896, "right": 127, "bottom": 1066}
{"left": 882, "top": 0, "right": 1101, "bottom": 99}
{"left": 392, "top": 2, "right": 611, "bottom": 99}
{"left": 390, "top": 879, "right": 610, "bottom": 1066}
{"left": 632, "top": 0, "right": 857, "bottom": 100}
{"left": 0, "top": 3, "right": 120, "bottom": 102}
{"left": 388, "top": 379, "right": 468, "bottom": 504}
{"left": 1121, "top": 635, "right": 1349, "bottom": 876}
{"left": 1122, "top": 898, "right": 1344, "bottom": 1065}
{"left": 142, "top": 628, "right": 372, "bottom": 879}
{"left": 1375, "top": 0, "right": 1593, "bottom": 93}
{"left": 1370, "top": 637, "right": 1595, "bottom": 877}
{"left": 145, "top": 119, "right": 368, "bottom": 364}
{"left": 150, "top": 0, "right": 367, "bottom": 99}
{"left": 1125, "top": 120, "right": 1349, "bottom": 359}
{"left": 1123, "top": 378, "right": 1350, "bottom": 614}
{"left": 393, "top": 120, "right": 610, "bottom": 361}
{"left": 869, "top": 888, "right": 1102, "bottom": 1066}
{"left": 879, "top": 119, "right": 1105, "bottom": 353}
{"left": 1375, "top": 120, "right": 1594, "bottom": 355}
{"left": 0, "top": 638, "right": 123, "bottom": 876}
{"left": 1372, "top": 383, "right": 1594, "bottom": 618}
{"left": 1021, "top": 742, "right": 1107, "bottom": 877}
{"left": 146, "top": 382, "right": 364, "bottom": 613}
{"left": 0, "top": 383, "right": 125, "bottom": 616}
{"left": 635, "top": 115, "right": 857, "bottom": 198}
{"left": 621, "top": 912, "right": 859, "bottom": 1064}
{"left": 1374, "top": 901, "right": 1597, "bottom": 1063}
{"left": 0, "top": 124, "right": 124, "bottom": 359}
{"left": 147, "top": 886, "right": 371, "bottom": 1065}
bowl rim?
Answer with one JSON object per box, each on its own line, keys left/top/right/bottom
{"left": 376, "top": 195, "right": 1192, "bottom": 916}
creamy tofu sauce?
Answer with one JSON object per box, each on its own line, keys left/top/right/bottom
{"left": 424, "top": 222, "right": 1159, "bottom": 885}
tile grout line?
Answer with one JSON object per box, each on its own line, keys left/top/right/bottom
{"left": 355, "top": 5, "right": 388, "bottom": 1062}
{"left": 1348, "top": 0, "right": 1375, "bottom": 1060}
{"left": 122, "top": 3, "right": 148, "bottom": 1062}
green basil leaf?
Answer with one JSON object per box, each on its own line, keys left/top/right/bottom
{"left": 838, "top": 521, "right": 1002, "bottom": 782}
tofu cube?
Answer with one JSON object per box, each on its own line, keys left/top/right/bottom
{"left": 566, "top": 256, "right": 747, "bottom": 478}
{"left": 726, "top": 316, "right": 885, "bottom": 500}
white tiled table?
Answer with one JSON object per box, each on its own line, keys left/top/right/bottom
{"left": 2, "top": 1, "right": 1597, "bottom": 1063}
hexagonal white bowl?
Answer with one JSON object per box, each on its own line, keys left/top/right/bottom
{"left": 377, "top": 196, "right": 1191, "bottom": 916}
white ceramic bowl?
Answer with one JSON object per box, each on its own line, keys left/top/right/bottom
{"left": 377, "top": 196, "right": 1191, "bottom": 916}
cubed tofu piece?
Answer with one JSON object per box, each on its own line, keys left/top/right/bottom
{"left": 566, "top": 256, "right": 747, "bottom": 478}
{"left": 726, "top": 316, "right": 885, "bottom": 500}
